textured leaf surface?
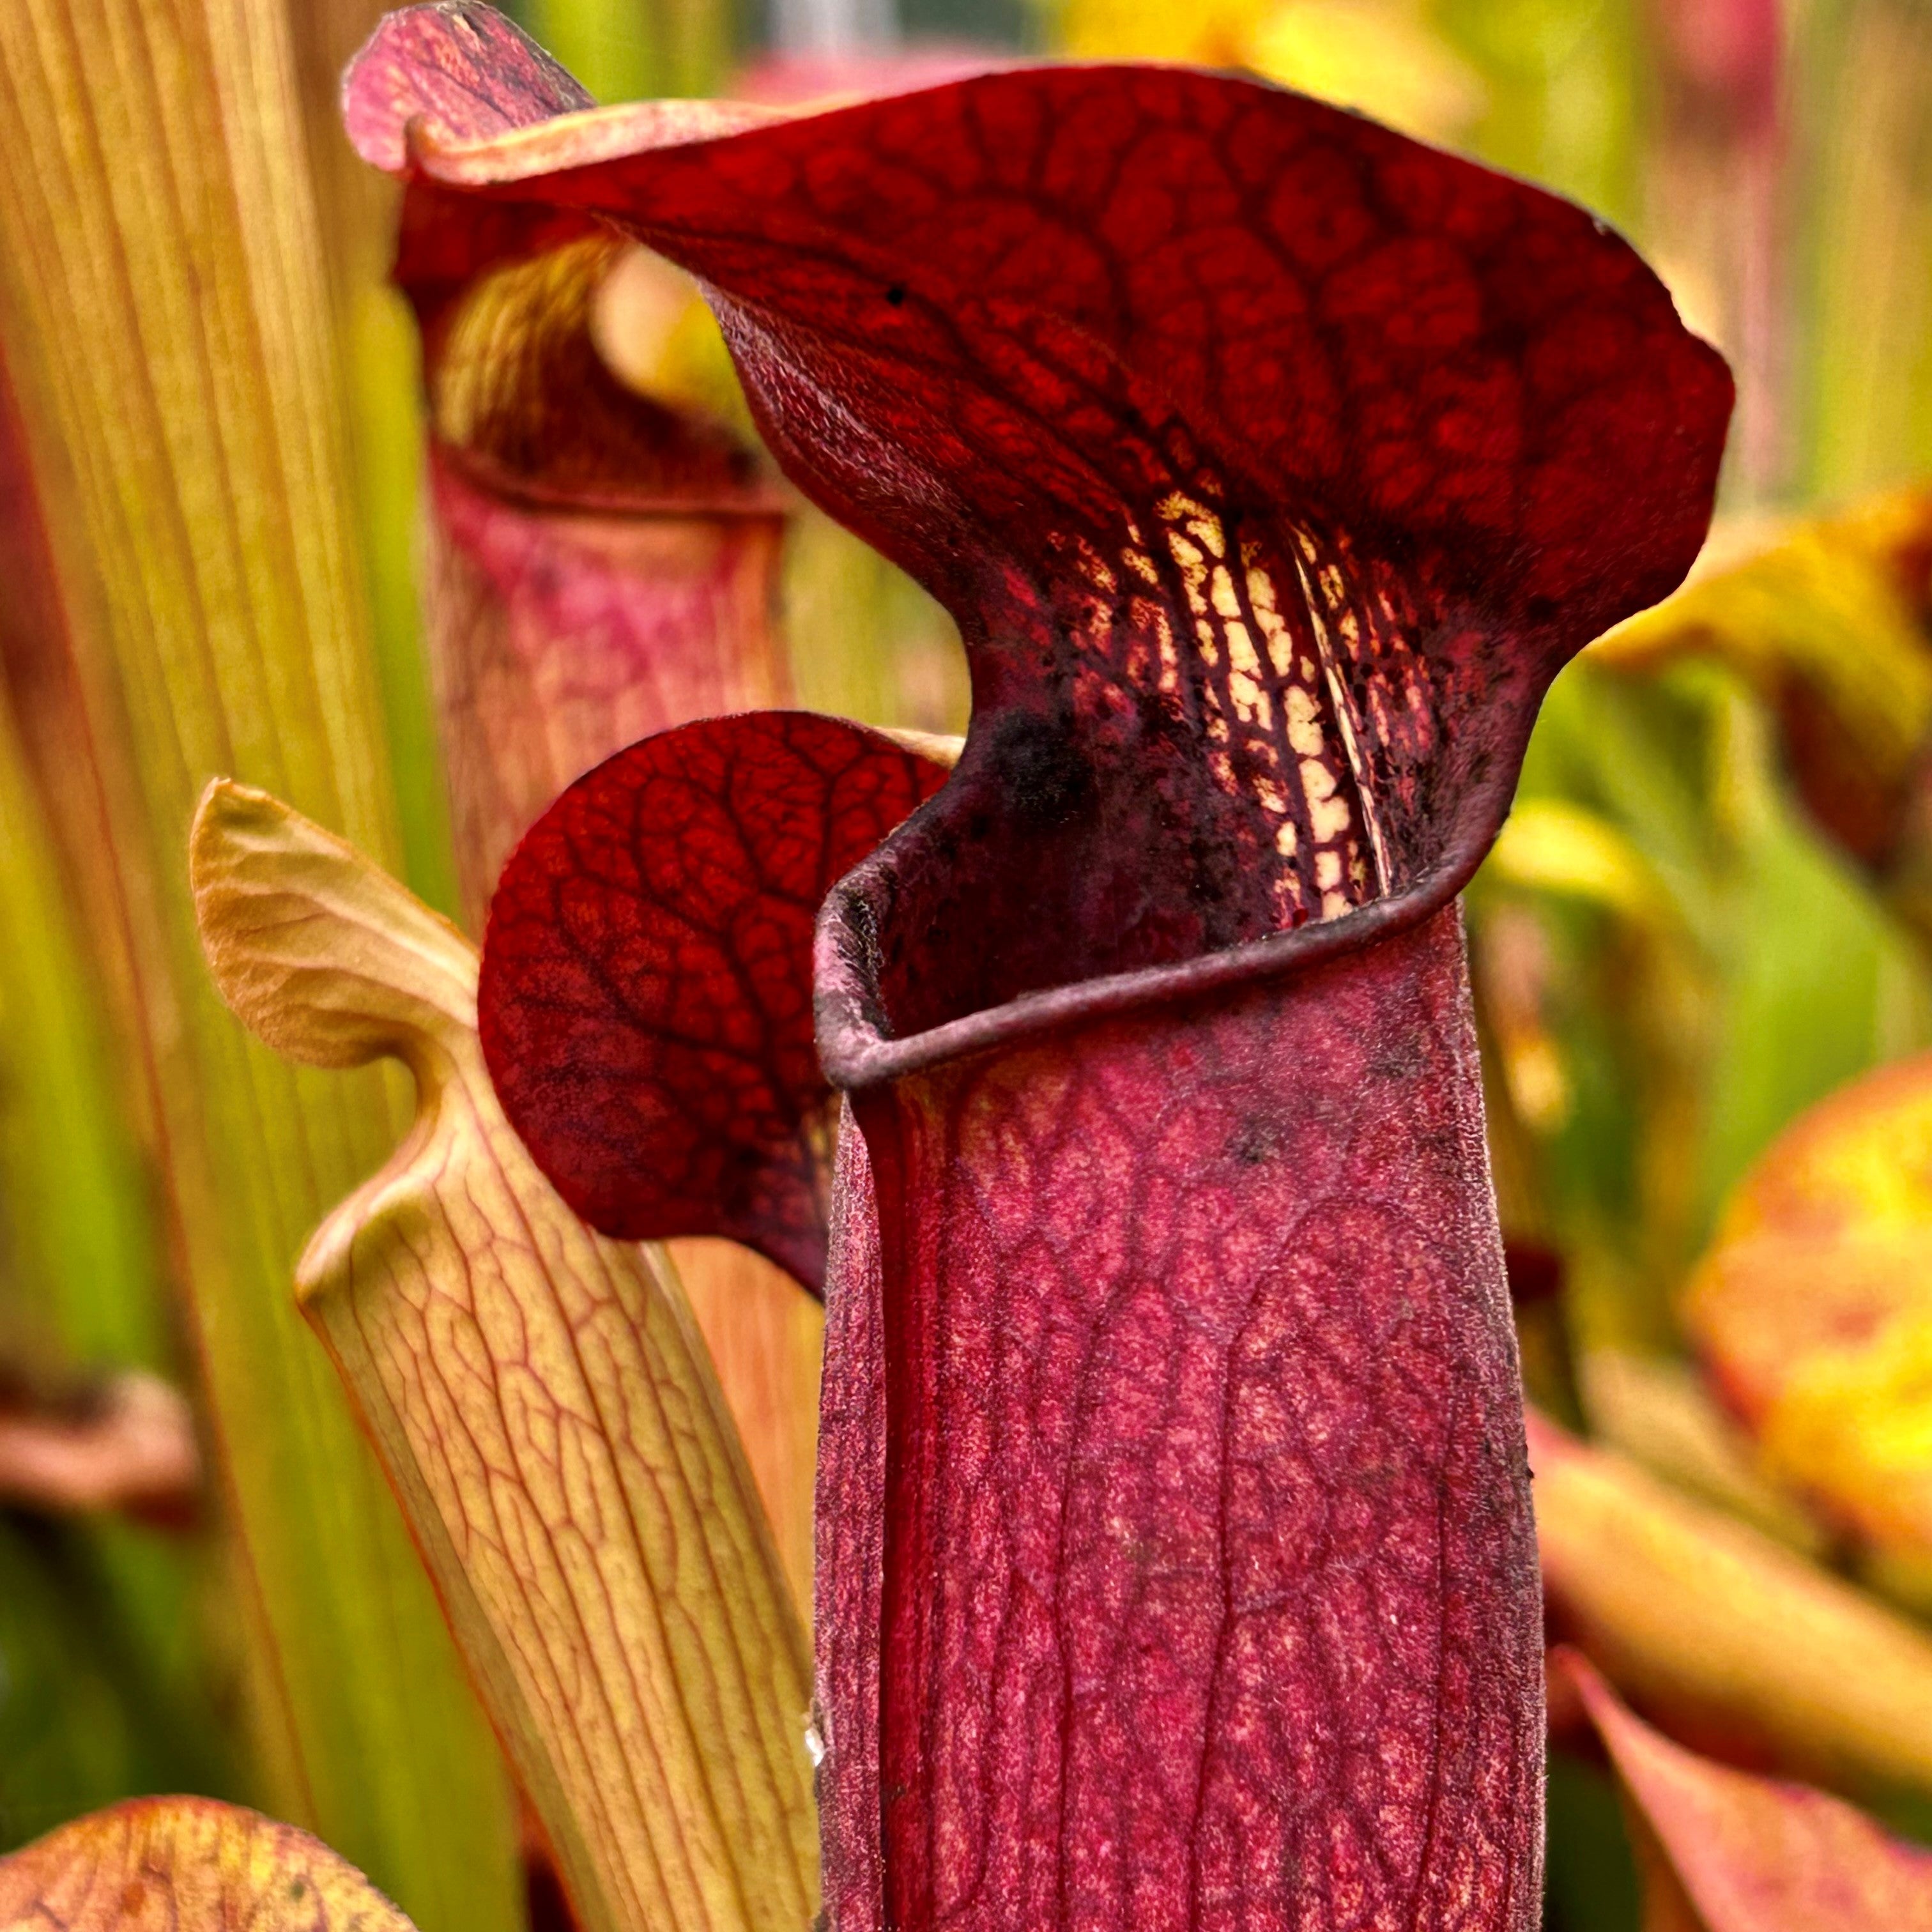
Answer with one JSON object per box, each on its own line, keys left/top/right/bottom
{"left": 829, "top": 907, "right": 1544, "bottom": 1932}
{"left": 0, "top": 1798, "right": 415, "bottom": 1932}
{"left": 192, "top": 782, "right": 816, "bottom": 1932}
{"left": 342, "top": 0, "right": 592, "bottom": 172}
{"left": 1684, "top": 1051, "right": 1932, "bottom": 1606}
{"left": 482, "top": 712, "right": 950, "bottom": 1288}
{"left": 1554, "top": 1649, "right": 1932, "bottom": 1932}
{"left": 813, "top": 1103, "right": 887, "bottom": 1932}
{"left": 353, "top": 17, "right": 1732, "bottom": 1930}
{"left": 355, "top": 17, "right": 1730, "bottom": 981}
{"left": 1527, "top": 1407, "right": 1932, "bottom": 1801}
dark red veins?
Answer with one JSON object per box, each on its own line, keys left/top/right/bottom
{"left": 353, "top": 24, "right": 1731, "bottom": 1043}
{"left": 343, "top": 0, "right": 590, "bottom": 173}
{"left": 479, "top": 712, "right": 950, "bottom": 1288}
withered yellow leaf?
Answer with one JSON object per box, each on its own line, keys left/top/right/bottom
{"left": 0, "top": 1797, "right": 415, "bottom": 1932}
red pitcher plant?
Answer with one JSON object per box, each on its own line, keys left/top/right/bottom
{"left": 8, "top": 8, "right": 1932, "bottom": 1932}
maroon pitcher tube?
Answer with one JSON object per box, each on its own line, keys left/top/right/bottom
{"left": 818, "top": 905, "right": 1539, "bottom": 1932}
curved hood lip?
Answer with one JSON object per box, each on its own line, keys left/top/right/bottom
{"left": 432, "top": 436, "right": 793, "bottom": 521}
{"left": 814, "top": 717, "right": 1523, "bottom": 1093}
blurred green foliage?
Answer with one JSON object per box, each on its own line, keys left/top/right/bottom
{"left": 0, "top": 654, "right": 243, "bottom": 1848}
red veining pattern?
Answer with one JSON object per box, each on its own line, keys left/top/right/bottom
{"left": 357, "top": 17, "right": 1731, "bottom": 1931}
{"left": 481, "top": 712, "right": 949, "bottom": 1288}
{"left": 0, "top": 1797, "right": 416, "bottom": 1932}
{"left": 830, "top": 908, "right": 1541, "bottom": 1932}
{"left": 342, "top": 0, "right": 590, "bottom": 172}
{"left": 427, "top": 450, "right": 786, "bottom": 919}
{"left": 358, "top": 21, "right": 1731, "bottom": 972}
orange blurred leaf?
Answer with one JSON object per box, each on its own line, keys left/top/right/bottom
{"left": 1595, "top": 489, "right": 1932, "bottom": 874}
{"left": 1685, "top": 1049, "right": 1932, "bottom": 1606}
{"left": 1554, "top": 1648, "right": 1932, "bottom": 1931}
{"left": 191, "top": 780, "right": 816, "bottom": 1932}
{"left": 0, "top": 1368, "right": 198, "bottom": 1525}
{"left": 0, "top": 1797, "right": 416, "bottom": 1932}
{"left": 1528, "top": 1407, "right": 1932, "bottom": 1799}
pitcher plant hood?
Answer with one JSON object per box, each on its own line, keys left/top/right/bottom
{"left": 350, "top": 9, "right": 1731, "bottom": 1931}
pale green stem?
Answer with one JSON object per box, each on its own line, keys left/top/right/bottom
{"left": 0, "top": 1, "right": 519, "bottom": 1922}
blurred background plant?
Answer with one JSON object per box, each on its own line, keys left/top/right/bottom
{"left": 0, "top": 1, "right": 1928, "bottom": 1929}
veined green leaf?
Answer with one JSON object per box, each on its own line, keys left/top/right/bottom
{"left": 193, "top": 780, "right": 818, "bottom": 1932}
{"left": 0, "top": 3, "right": 517, "bottom": 1920}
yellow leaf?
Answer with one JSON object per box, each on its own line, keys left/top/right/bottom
{"left": 1248, "top": 1, "right": 1486, "bottom": 142}
{"left": 1685, "top": 1050, "right": 1932, "bottom": 1607}
{"left": 1489, "top": 799, "right": 1673, "bottom": 931}
{"left": 192, "top": 781, "right": 818, "bottom": 1932}
{"left": 0, "top": 1797, "right": 415, "bottom": 1932}
{"left": 1046, "top": 0, "right": 1483, "bottom": 142}
{"left": 1594, "top": 491, "right": 1932, "bottom": 873}
{"left": 1048, "top": 0, "right": 1263, "bottom": 65}
{"left": 1528, "top": 1408, "right": 1932, "bottom": 1801}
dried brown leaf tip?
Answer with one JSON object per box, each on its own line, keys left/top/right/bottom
{"left": 0, "top": 1797, "right": 416, "bottom": 1932}
{"left": 191, "top": 779, "right": 816, "bottom": 1932}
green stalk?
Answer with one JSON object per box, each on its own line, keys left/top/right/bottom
{"left": 1795, "top": 0, "right": 1932, "bottom": 496}
{"left": 514, "top": 0, "right": 732, "bottom": 102}
{"left": 0, "top": 646, "right": 164, "bottom": 1383}
{"left": 0, "top": 640, "right": 240, "bottom": 1848}
{"left": 287, "top": 0, "right": 463, "bottom": 925}
{"left": 0, "top": 3, "right": 519, "bottom": 1924}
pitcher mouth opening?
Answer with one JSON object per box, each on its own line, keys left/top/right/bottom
{"left": 813, "top": 691, "right": 1533, "bottom": 1095}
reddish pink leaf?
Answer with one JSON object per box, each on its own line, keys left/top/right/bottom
{"left": 815, "top": 1102, "right": 887, "bottom": 1932}
{"left": 424, "top": 429, "right": 788, "bottom": 923}
{"left": 349, "top": 6, "right": 792, "bottom": 925}
{"left": 1554, "top": 1648, "right": 1932, "bottom": 1930}
{"left": 356, "top": 31, "right": 1730, "bottom": 954}
{"left": 480, "top": 711, "right": 949, "bottom": 1287}
{"left": 360, "top": 16, "right": 1733, "bottom": 1928}
{"left": 342, "top": 0, "right": 590, "bottom": 172}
